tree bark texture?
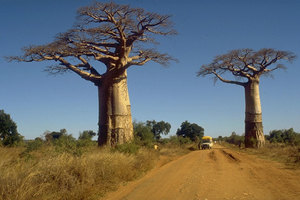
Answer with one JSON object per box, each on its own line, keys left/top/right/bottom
{"left": 244, "top": 79, "right": 265, "bottom": 148}
{"left": 97, "top": 71, "right": 133, "bottom": 147}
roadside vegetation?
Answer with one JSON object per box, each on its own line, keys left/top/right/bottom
{"left": 0, "top": 117, "right": 201, "bottom": 200}
{"left": 219, "top": 129, "right": 300, "bottom": 167}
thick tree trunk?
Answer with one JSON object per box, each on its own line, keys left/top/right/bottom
{"left": 244, "top": 79, "right": 265, "bottom": 148}
{"left": 97, "top": 71, "right": 134, "bottom": 147}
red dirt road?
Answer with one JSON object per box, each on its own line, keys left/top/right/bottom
{"left": 104, "top": 145, "right": 300, "bottom": 200}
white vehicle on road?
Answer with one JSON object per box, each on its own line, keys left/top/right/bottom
{"left": 199, "top": 136, "right": 213, "bottom": 150}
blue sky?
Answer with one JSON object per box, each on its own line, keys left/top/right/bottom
{"left": 1, "top": 0, "right": 299, "bottom": 139}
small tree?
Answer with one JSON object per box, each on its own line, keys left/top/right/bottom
{"left": 44, "top": 128, "right": 67, "bottom": 142}
{"left": 269, "top": 129, "right": 284, "bottom": 143}
{"left": 198, "top": 48, "right": 296, "bottom": 148}
{"left": 78, "top": 130, "right": 96, "bottom": 140}
{"left": 0, "top": 110, "right": 23, "bottom": 146}
{"left": 146, "top": 120, "right": 171, "bottom": 140}
{"left": 8, "top": 1, "right": 176, "bottom": 147}
{"left": 133, "top": 121, "right": 154, "bottom": 146}
{"left": 176, "top": 121, "right": 204, "bottom": 142}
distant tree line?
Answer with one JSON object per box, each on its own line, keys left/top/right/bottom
{"left": 134, "top": 120, "right": 204, "bottom": 147}
{"left": 1, "top": 109, "right": 205, "bottom": 149}
{"left": 267, "top": 128, "right": 300, "bottom": 145}
{"left": 219, "top": 128, "right": 300, "bottom": 146}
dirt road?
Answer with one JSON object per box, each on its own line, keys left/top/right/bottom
{"left": 104, "top": 145, "right": 300, "bottom": 200}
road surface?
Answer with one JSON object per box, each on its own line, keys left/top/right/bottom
{"left": 104, "top": 145, "right": 300, "bottom": 200}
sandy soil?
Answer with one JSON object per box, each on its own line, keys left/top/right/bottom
{"left": 104, "top": 145, "right": 300, "bottom": 200}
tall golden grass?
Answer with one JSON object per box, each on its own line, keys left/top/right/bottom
{"left": 223, "top": 142, "right": 300, "bottom": 167}
{"left": 0, "top": 146, "right": 159, "bottom": 200}
{"left": 0, "top": 142, "right": 190, "bottom": 200}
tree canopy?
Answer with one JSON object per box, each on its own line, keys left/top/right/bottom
{"left": 198, "top": 48, "right": 296, "bottom": 86}
{"left": 8, "top": 1, "right": 176, "bottom": 85}
{"left": 146, "top": 120, "right": 171, "bottom": 140}
{"left": 176, "top": 121, "right": 204, "bottom": 141}
{"left": 44, "top": 129, "right": 68, "bottom": 141}
{"left": 133, "top": 121, "right": 154, "bottom": 146}
{"left": 197, "top": 48, "right": 296, "bottom": 148}
{"left": 78, "top": 130, "right": 97, "bottom": 140}
{"left": 0, "top": 110, "right": 23, "bottom": 146}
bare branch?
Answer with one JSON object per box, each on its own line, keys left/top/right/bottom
{"left": 198, "top": 48, "right": 296, "bottom": 85}
{"left": 8, "top": 1, "right": 176, "bottom": 82}
{"left": 212, "top": 71, "right": 247, "bottom": 86}
{"left": 198, "top": 65, "right": 246, "bottom": 86}
{"left": 125, "top": 49, "right": 177, "bottom": 69}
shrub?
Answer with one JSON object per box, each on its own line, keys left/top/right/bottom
{"left": 114, "top": 142, "right": 140, "bottom": 155}
{"left": 26, "top": 138, "right": 44, "bottom": 152}
{"left": 133, "top": 121, "right": 154, "bottom": 147}
{"left": 169, "top": 135, "right": 192, "bottom": 145}
{"left": 224, "top": 132, "right": 244, "bottom": 146}
{"left": 53, "top": 134, "right": 83, "bottom": 156}
{"left": 78, "top": 130, "right": 96, "bottom": 140}
{"left": 268, "top": 128, "right": 300, "bottom": 145}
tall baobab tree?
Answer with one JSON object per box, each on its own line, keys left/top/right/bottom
{"left": 198, "top": 48, "right": 296, "bottom": 148}
{"left": 8, "top": 1, "right": 176, "bottom": 147}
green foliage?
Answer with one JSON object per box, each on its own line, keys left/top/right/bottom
{"left": 78, "top": 130, "right": 96, "bottom": 140}
{"left": 114, "top": 142, "right": 140, "bottom": 155}
{"left": 43, "top": 129, "right": 96, "bottom": 156}
{"left": 54, "top": 133, "right": 83, "bottom": 156}
{"left": 221, "top": 132, "right": 244, "bottom": 146}
{"left": 0, "top": 110, "right": 23, "bottom": 146}
{"left": 133, "top": 121, "right": 154, "bottom": 147}
{"left": 169, "top": 135, "right": 192, "bottom": 145}
{"left": 26, "top": 138, "right": 44, "bottom": 152}
{"left": 76, "top": 138, "right": 96, "bottom": 148}
{"left": 176, "top": 121, "right": 204, "bottom": 141}
{"left": 146, "top": 120, "right": 171, "bottom": 140}
{"left": 20, "top": 138, "right": 44, "bottom": 160}
{"left": 268, "top": 128, "right": 300, "bottom": 145}
{"left": 44, "top": 129, "right": 67, "bottom": 142}
{"left": 227, "top": 132, "right": 244, "bottom": 145}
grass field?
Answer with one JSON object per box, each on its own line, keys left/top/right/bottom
{"left": 2, "top": 138, "right": 299, "bottom": 200}
{"left": 0, "top": 142, "right": 190, "bottom": 200}
{"left": 223, "top": 142, "right": 300, "bottom": 168}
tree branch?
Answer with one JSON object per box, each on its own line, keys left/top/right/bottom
{"left": 212, "top": 71, "right": 246, "bottom": 86}
{"left": 198, "top": 48, "right": 296, "bottom": 86}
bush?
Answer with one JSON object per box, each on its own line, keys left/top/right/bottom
{"left": 268, "top": 128, "right": 300, "bottom": 145}
{"left": 223, "top": 132, "right": 244, "bottom": 146}
{"left": 169, "top": 135, "right": 192, "bottom": 145}
{"left": 54, "top": 134, "right": 83, "bottom": 156}
{"left": 133, "top": 121, "right": 154, "bottom": 147}
{"left": 114, "top": 142, "right": 140, "bottom": 155}
{"left": 78, "top": 130, "right": 96, "bottom": 140}
{"left": 26, "top": 138, "right": 44, "bottom": 152}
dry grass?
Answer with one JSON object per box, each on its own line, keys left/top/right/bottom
{"left": 0, "top": 146, "right": 159, "bottom": 200}
{"left": 0, "top": 142, "right": 191, "bottom": 200}
{"left": 223, "top": 142, "right": 300, "bottom": 168}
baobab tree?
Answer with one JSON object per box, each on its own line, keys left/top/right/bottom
{"left": 198, "top": 48, "right": 296, "bottom": 148}
{"left": 8, "top": 1, "right": 176, "bottom": 147}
